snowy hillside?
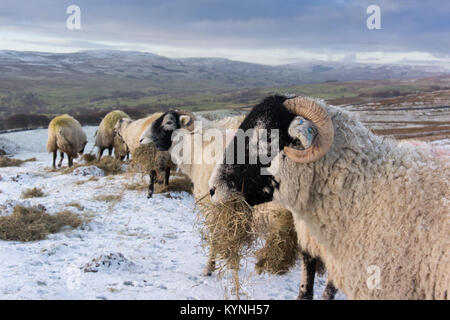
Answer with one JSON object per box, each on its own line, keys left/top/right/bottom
{"left": 0, "top": 127, "right": 342, "bottom": 300}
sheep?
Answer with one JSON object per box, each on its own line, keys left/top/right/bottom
{"left": 95, "top": 110, "right": 131, "bottom": 160}
{"left": 142, "top": 109, "right": 338, "bottom": 299}
{"left": 209, "top": 95, "right": 450, "bottom": 300}
{"left": 114, "top": 113, "right": 175, "bottom": 198}
{"left": 46, "top": 114, "right": 87, "bottom": 168}
{"left": 113, "top": 134, "right": 129, "bottom": 161}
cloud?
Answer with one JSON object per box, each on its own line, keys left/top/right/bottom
{"left": 0, "top": 0, "right": 448, "bottom": 65}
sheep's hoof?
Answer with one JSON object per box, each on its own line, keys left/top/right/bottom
{"left": 147, "top": 193, "right": 153, "bottom": 199}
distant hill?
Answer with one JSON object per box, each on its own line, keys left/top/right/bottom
{"left": 1, "top": 50, "right": 447, "bottom": 90}
{"left": 0, "top": 50, "right": 449, "bottom": 130}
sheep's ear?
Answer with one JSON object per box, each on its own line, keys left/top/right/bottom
{"left": 287, "top": 116, "right": 317, "bottom": 149}
{"left": 179, "top": 115, "right": 191, "bottom": 127}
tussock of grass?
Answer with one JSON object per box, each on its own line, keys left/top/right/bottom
{"left": 94, "top": 194, "right": 123, "bottom": 202}
{"left": 0, "top": 205, "right": 82, "bottom": 241}
{"left": 81, "top": 153, "right": 96, "bottom": 163}
{"left": 198, "top": 195, "right": 255, "bottom": 298}
{"left": 63, "top": 155, "right": 123, "bottom": 175}
{"left": 21, "top": 187, "right": 45, "bottom": 199}
{"left": 255, "top": 210, "right": 298, "bottom": 275}
{"left": 123, "top": 176, "right": 193, "bottom": 194}
{"left": 0, "top": 156, "right": 36, "bottom": 168}
{"left": 74, "top": 176, "right": 99, "bottom": 185}
{"left": 66, "top": 201, "right": 84, "bottom": 211}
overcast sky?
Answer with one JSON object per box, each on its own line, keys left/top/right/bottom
{"left": 0, "top": 0, "right": 449, "bottom": 65}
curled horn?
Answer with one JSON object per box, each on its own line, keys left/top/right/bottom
{"left": 177, "top": 110, "right": 195, "bottom": 131}
{"left": 283, "top": 96, "right": 334, "bottom": 163}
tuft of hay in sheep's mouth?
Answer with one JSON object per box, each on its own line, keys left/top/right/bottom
{"left": 0, "top": 156, "right": 36, "bottom": 168}
{"left": 254, "top": 210, "right": 298, "bottom": 275}
{"left": 0, "top": 205, "right": 83, "bottom": 241}
{"left": 198, "top": 195, "right": 256, "bottom": 298}
{"left": 21, "top": 187, "right": 45, "bottom": 199}
{"left": 129, "top": 143, "right": 175, "bottom": 174}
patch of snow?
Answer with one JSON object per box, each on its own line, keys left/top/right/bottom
{"left": 0, "top": 128, "right": 349, "bottom": 300}
{"left": 73, "top": 166, "right": 105, "bottom": 177}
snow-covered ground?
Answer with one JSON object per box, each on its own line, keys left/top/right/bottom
{"left": 0, "top": 126, "right": 342, "bottom": 300}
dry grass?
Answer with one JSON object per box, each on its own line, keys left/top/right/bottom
{"left": 123, "top": 175, "right": 193, "bottom": 194}
{"left": 74, "top": 176, "right": 99, "bottom": 185}
{"left": 93, "top": 194, "right": 123, "bottom": 202}
{"left": 0, "top": 205, "right": 83, "bottom": 241}
{"left": 255, "top": 210, "right": 298, "bottom": 275}
{"left": 21, "top": 187, "right": 45, "bottom": 199}
{"left": 63, "top": 156, "right": 123, "bottom": 175}
{"left": 81, "top": 153, "right": 97, "bottom": 163}
{"left": 129, "top": 144, "right": 175, "bottom": 174}
{"left": 155, "top": 177, "right": 193, "bottom": 194}
{"left": 0, "top": 156, "right": 36, "bottom": 168}
{"left": 198, "top": 195, "right": 255, "bottom": 298}
{"left": 66, "top": 201, "right": 84, "bottom": 211}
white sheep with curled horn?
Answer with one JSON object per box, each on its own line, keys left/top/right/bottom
{"left": 141, "top": 109, "right": 339, "bottom": 299}
{"left": 209, "top": 95, "right": 450, "bottom": 300}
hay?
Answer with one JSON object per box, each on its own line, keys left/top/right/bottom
{"left": 94, "top": 156, "right": 123, "bottom": 175}
{"left": 198, "top": 195, "right": 256, "bottom": 298}
{"left": 63, "top": 155, "right": 123, "bottom": 175}
{"left": 129, "top": 144, "right": 175, "bottom": 174}
{"left": 81, "top": 153, "right": 96, "bottom": 163}
{"left": 0, "top": 156, "right": 36, "bottom": 168}
{"left": 113, "top": 135, "right": 128, "bottom": 160}
{"left": 155, "top": 176, "right": 193, "bottom": 194}
{"left": 254, "top": 210, "right": 298, "bottom": 275}
{"left": 123, "top": 175, "right": 193, "bottom": 194}
{"left": 66, "top": 201, "right": 84, "bottom": 211}
{"left": 0, "top": 205, "right": 82, "bottom": 241}
{"left": 94, "top": 194, "right": 123, "bottom": 202}
{"left": 21, "top": 187, "right": 45, "bottom": 199}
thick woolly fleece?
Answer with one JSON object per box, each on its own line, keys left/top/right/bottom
{"left": 46, "top": 114, "right": 87, "bottom": 158}
{"left": 95, "top": 110, "right": 130, "bottom": 149}
{"left": 270, "top": 103, "right": 449, "bottom": 299}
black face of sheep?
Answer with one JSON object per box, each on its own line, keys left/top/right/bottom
{"left": 209, "top": 95, "right": 332, "bottom": 207}
{"left": 149, "top": 111, "right": 181, "bottom": 151}
{"left": 209, "top": 96, "right": 296, "bottom": 206}
{"left": 147, "top": 110, "right": 194, "bottom": 151}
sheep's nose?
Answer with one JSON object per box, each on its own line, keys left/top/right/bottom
{"left": 209, "top": 187, "right": 216, "bottom": 197}
{"left": 139, "top": 138, "right": 144, "bottom": 143}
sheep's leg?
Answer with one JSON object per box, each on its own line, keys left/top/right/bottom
{"left": 52, "top": 150, "right": 57, "bottom": 168}
{"left": 297, "top": 252, "right": 317, "bottom": 300}
{"left": 98, "top": 148, "right": 105, "bottom": 160}
{"left": 58, "top": 152, "right": 64, "bottom": 168}
{"left": 164, "top": 167, "right": 170, "bottom": 186}
{"left": 322, "top": 279, "right": 337, "bottom": 300}
{"left": 68, "top": 156, "right": 73, "bottom": 167}
{"left": 147, "top": 170, "right": 156, "bottom": 198}
{"left": 202, "top": 251, "right": 216, "bottom": 276}
{"left": 108, "top": 146, "right": 113, "bottom": 156}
